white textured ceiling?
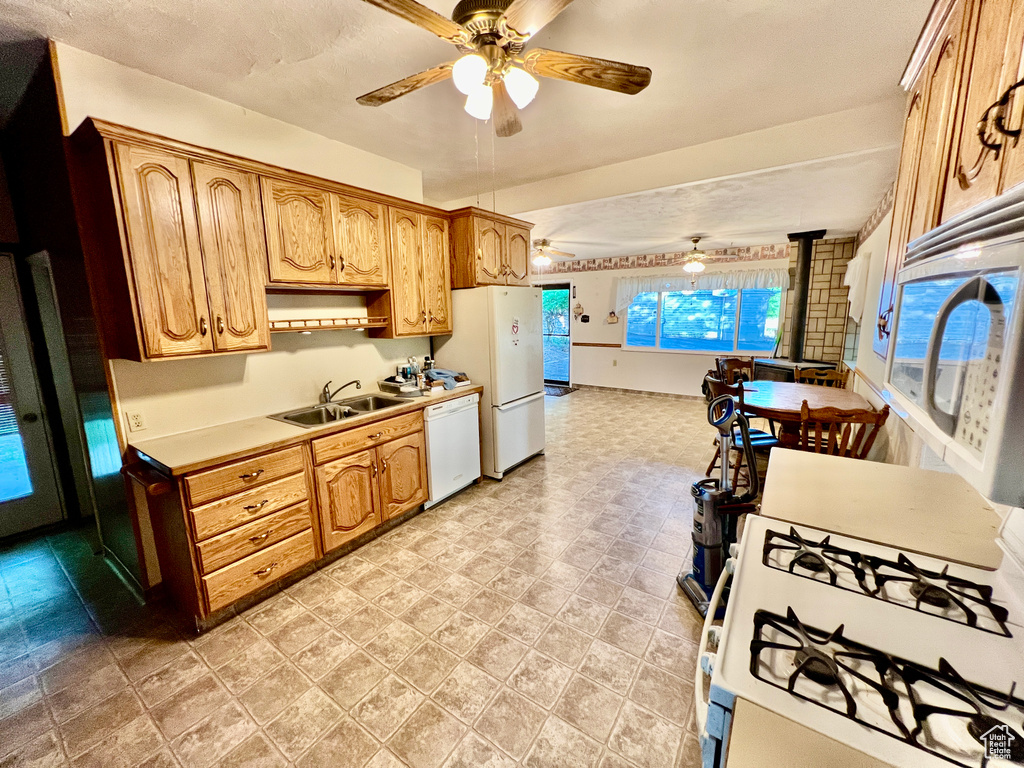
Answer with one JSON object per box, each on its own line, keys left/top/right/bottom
{"left": 521, "top": 147, "right": 900, "bottom": 260}
{"left": 0, "top": 0, "right": 930, "bottom": 201}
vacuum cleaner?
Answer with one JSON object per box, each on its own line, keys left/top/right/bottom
{"left": 677, "top": 394, "right": 760, "bottom": 618}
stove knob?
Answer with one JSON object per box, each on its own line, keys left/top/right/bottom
{"left": 701, "top": 652, "right": 716, "bottom": 677}
{"left": 729, "top": 543, "right": 739, "bottom": 558}
{"left": 708, "top": 626, "right": 722, "bottom": 649}
{"left": 725, "top": 558, "right": 736, "bottom": 574}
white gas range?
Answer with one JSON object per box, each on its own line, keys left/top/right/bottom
{"left": 698, "top": 511, "right": 1024, "bottom": 768}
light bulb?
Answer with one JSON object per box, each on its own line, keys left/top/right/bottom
{"left": 683, "top": 260, "right": 706, "bottom": 274}
{"left": 452, "top": 54, "right": 488, "bottom": 95}
{"left": 464, "top": 84, "right": 493, "bottom": 121}
{"left": 503, "top": 66, "right": 539, "bottom": 109}
{"left": 532, "top": 253, "right": 552, "bottom": 266}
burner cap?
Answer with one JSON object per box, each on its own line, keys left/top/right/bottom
{"left": 967, "top": 714, "right": 1022, "bottom": 746}
{"left": 793, "top": 552, "right": 828, "bottom": 573}
{"left": 794, "top": 648, "right": 841, "bottom": 687}
{"left": 910, "top": 580, "right": 953, "bottom": 609}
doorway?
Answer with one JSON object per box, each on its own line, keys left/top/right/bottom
{"left": 0, "top": 253, "right": 62, "bottom": 538}
{"left": 542, "top": 283, "right": 571, "bottom": 385}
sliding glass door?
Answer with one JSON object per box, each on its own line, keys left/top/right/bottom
{"left": 542, "top": 284, "right": 570, "bottom": 385}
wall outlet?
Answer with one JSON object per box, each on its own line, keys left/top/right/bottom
{"left": 612, "top": 359, "right": 617, "bottom": 367}
{"left": 126, "top": 411, "right": 147, "bottom": 432}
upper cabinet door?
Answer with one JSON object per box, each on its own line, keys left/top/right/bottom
{"left": 505, "top": 226, "right": 531, "bottom": 286}
{"left": 942, "top": 0, "right": 1016, "bottom": 221}
{"left": 422, "top": 215, "right": 453, "bottom": 334}
{"left": 906, "top": 2, "right": 967, "bottom": 243}
{"left": 474, "top": 218, "right": 506, "bottom": 285}
{"left": 331, "top": 194, "right": 389, "bottom": 287}
{"left": 998, "top": 0, "right": 1024, "bottom": 194}
{"left": 114, "top": 144, "right": 213, "bottom": 358}
{"left": 191, "top": 161, "right": 270, "bottom": 353}
{"left": 388, "top": 208, "right": 426, "bottom": 336}
{"left": 261, "top": 178, "right": 335, "bottom": 284}
{"left": 315, "top": 449, "right": 382, "bottom": 553}
{"left": 377, "top": 432, "right": 428, "bottom": 520}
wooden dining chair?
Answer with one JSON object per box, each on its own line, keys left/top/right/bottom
{"left": 703, "top": 375, "right": 779, "bottom": 488}
{"left": 794, "top": 367, "right": 850, "bottom": 389}
{"left": 796, "top": 401, "right": 890, "bottom": 460}
{"left": 716, "top": 357, "right": 754, "bottom": 385}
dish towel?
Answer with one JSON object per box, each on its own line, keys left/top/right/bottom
{"left": 425, "top": 369, "right": 468, "bottom": 390}
{"left": 843, "top": 252, "right": 871, "bottom": 324}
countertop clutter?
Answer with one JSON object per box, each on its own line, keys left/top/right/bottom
{"left": 131, "top": 386, "right": 483, "bottom": 476}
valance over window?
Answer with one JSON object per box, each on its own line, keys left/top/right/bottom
{"left": 614, "top": 267, "right": 790, "bottom": 312}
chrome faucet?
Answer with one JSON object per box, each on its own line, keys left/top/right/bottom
{"left": 320, "top": 379, "right": 361, "bottom": 403}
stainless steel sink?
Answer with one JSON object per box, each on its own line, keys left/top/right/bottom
{"left": 339, "top": 395, "right": 407, "bottom": 412}
{"left": 270, "top": 403, "right": 357, "bottom": 428}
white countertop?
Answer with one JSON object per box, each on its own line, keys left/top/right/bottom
{"left": 130, "top": 386, "right": 483, "bottom": 476}
{"left": 759, "top": 448, "right": 1003, "bottom": 570}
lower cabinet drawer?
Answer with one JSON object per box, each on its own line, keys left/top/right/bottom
{"left": 189, "top": 472, "right": 308, "bottom": 541}
{"left": 195, "top": 502, "right": 312, "bottom": 575}
{"left": 203, "top": 529, "right": 316, "bottom": 613}
{"left": 312, "top": 411, "right": 423, "bottom": 464}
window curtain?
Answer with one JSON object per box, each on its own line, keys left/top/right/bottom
{"left": 614, "top": 267, "right": 790, "bottom": 312}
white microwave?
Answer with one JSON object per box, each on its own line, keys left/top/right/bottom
{"left": 885, "top": 189, "right": 1024, "bottom": 505}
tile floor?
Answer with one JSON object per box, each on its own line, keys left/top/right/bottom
{"left": 0, "top": 389, "right": 719, "bottom": 768}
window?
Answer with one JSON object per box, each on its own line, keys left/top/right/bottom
{"left": 625, "top": 287, "right": 782, "bottom": 352}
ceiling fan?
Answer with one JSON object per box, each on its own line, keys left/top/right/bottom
{"left": 531, "top": 238, "right": 576, "bottom": 266}
{"left": 356, "top": 0, "right": 653, "bottom": 137}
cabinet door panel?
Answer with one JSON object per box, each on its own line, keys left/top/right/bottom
{"left": 422, "top": 215, "right": 453, "bottom": 334}
{"left": 192, "top": 161, "right": 270, "bottom": 352}
{"left": 115, "top": 143, "right": 212, "bottom": 358}
{"left": 388, "top": 208, "right": 426, "bottom": 336}
{"left": 474, "top": 218, "right": 506, "bottom": 285}
{"left": 332, "top": 195, "right": 389, "bottom": 287}
{"left": 943, "top": 0, "right": 1015, "bottom": 221}
{"left": 377, "top": 432, "right": 428, "bottom": 520}
{"left": 874, "top": 88, "right": 926, "bottom": 360}
{"left": 505, "top": 225, "right": 531, "bottom": 285}
{"left": 906, "top": 7, "right": 966, "bottom": 243}
{"left": 315, "top": 450, "right": 381, "bottom": 552}
{"left": 262, "top": 179, "right": 335, "bottom": 284}
{"left": 999, "top": 1, "right": 1024, "bottom": 193}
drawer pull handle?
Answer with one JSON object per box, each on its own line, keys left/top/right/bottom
{"left": 253, "top": 562, "right": 278, "bottom": 577}
{"left": 369, "top": 432, "right": 383, "bottom": 440}
{"left": 240, "top": 469, "right": 264, "bottom": 480}
{"left": 243, "top": 500, "right": 269, "bottom": 512}
{"left": 249, "top": 529, "right": 274, "bottom": 544}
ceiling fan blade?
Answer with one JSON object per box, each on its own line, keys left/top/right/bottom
{"left": 491, "top": 80, "right": 522, "bottom": 138}
{"left": 360, "top": 0, "right": 468, "bottom": 43}
{"left": 356, "top": 62, "right": 455, "bottom": 106}
{"left": 521, "top": 48, "right": 652, "bottom": 95}
{"left": 501, "top": 0, "right": 575, "bottom": 39}
{"left": 548, "top": 248, "right": 576, "bottom": 259}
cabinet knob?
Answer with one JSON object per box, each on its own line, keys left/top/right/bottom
{"left": 199, "top": 317, "right": 208, "bottom": 337}
{"left": 216, "top": 316, "right": 225, "bottom": 335}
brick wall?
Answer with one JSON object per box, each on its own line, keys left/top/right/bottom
{"left": 780, "top": 237, "right": 856, "bottom": 363}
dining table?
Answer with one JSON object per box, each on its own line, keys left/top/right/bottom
{"left": 739, "top": 380, "right": 874, "bottom": 445}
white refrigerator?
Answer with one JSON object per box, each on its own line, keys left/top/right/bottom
{"left": 434, "top": 286, "right": 545, "bottom": 479}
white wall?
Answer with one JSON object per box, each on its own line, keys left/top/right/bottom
{"left": 534, "top": 260, "right": 789, "bottom": 397}
{"left": 51, "top": 43, "right": 432, "bottom": 443}
{"left": 52, "top": 42, "right": 422, "bottom": 202}
{"left": 851, "top": 210, "right": 893, "bottom": 389}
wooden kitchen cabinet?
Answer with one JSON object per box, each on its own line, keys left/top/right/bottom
{"left": 191, "top": 161, "right": 271, "bottom": 353}
{"left": 261, "top": 178, "right": 335, "bottom": 285}
{"left": 872, "top": 0, "right": 968, "bottom": 360}
{"left": 449, "top": 208, "right": 534, "bottom": 288}
{"left": 942, "top": 0, "right": 1018, "bottom": 221}
{"left": 114, "top": 143, "right": 215, "bottom": 358}
{"left": 377, "top": 431, "right": 428, "bottom": 520}
{"left": 331, "top": 194, "right": 389, "bottom": 287}
{"left": 315, "top": 449, "right": 383, "bottom": 552}
{"left": 369, "top": 207, "right": 453, "bottom": 337}
{"left": 995, "top": 0, "right": 1024, "bottom": 193}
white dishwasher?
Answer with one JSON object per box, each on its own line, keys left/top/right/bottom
{"left": 423, "top": 393, "right": 481, "bottom": 508}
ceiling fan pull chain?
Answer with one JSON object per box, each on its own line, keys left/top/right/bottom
{"left": 491, "top": 123, "right": 497, "bottom": 214}
{"left": 475, "top": 119, "right": 481, "bottom": 208}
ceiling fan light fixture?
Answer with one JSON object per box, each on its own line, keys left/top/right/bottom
{"left": 532, "top": 252, "right": 552, "bottom": 266}
{"left": 682, "top": 260, "right": 706, "bottom": 274}
{"left": 452, "top": 53, "right": 488, "bottom": 95}
{"left": 464, "top": 83, "right": 493, "bottom": 120}
{"left": 503, "top": 66, "right": 539, "bottom": 109}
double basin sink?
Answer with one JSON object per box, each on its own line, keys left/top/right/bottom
{"left": 270, "top": 395, "right": 408, "bottom": 428}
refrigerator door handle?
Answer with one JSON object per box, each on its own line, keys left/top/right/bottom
{"left": 495, "top": 392, "right": 546, "bottom": 411}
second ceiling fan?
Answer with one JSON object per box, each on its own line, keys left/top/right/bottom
{"left": 356, "top": 0, "right": 653, "bottom": 137}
